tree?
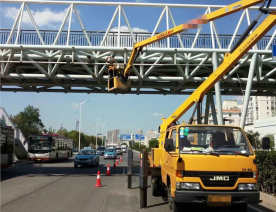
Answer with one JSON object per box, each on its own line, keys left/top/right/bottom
{"left": 245, "top": 130, "right": 260, "bottom": 149}
{"left": 10, "top": 105, "right": 44, "bottom": 139}
{"left": 264, "top": 134, "right": 275, "bottom": 149}
{"left": 148, "top": 138, "right": 159, "bottom": 150}
{"left": 57, "top": 128, "right": 69, "bottom": 137}
{"left": 48, "top": 127, "right": 56, "bottom": 134}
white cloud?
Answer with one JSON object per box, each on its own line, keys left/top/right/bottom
{"left": 71, "top": 103, "right": 79, "bottom": 109}
{"left": 152, "top": 112, "right": 163, "bottom": 116}
{"left": 110, "top": 25, "right": 149, "bottom": 33}
{"left": 2, "top": 7, "right": 69, "bottom": 28}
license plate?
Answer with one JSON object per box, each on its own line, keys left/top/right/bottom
{"left": 207, "top": 195, "right": 231, "bottom": 206}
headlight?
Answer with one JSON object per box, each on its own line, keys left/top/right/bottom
{"left": 238, "top": 184, "right": 257, "bottom": 190}
{"left": 177, "top": 182, "right": 201, "bottom": 190}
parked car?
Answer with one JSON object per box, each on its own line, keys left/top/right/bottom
{"left": 104, "top": 148, "right": 117, "bottom": 159}
{"left": 97, "top": 146, "right": 106, "bottom": 156}
{"left": 73, "top": 148, "right": 79, "bottom": 155}
{"left": 74, "top": 149, "right": 99, "bottom": 168}
{"left": 115, "top": 147, "right": 122, "bottom": 155}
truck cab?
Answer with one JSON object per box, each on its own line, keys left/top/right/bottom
{"left": 153, "top": 124, "right": 259, "bottom": 211}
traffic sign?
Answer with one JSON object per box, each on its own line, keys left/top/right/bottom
{"left": 121, "top": 134, "right": 131, "bottom": 140}
{"left": 273, "top": 45, "right": 276, "bottom": 61}
{"left": 135, "top": 134, "right": 145, "bottom": 140}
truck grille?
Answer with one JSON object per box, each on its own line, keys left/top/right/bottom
{"left": 182, "top": 171, "right": 253, "bottom": 187}
{"left": 200, "top": 172, "right": 238, "bottom": 187}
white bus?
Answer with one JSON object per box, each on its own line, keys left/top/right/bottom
{"left": 28, "top": 134, "right": 73, "bottom": 162}
{"left": 106, "top": 143, "right": 118, "bottom": 148}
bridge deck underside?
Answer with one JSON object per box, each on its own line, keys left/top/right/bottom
{"left": 1, "top": 45, "right": 276, "bottom": 96}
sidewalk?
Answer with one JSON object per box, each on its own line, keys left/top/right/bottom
{"left": 260, "top": 192, "right": 276, "bottom": 208}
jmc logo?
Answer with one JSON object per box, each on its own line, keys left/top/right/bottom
{"left": 210, "top": 176, "right": 230, "bottom": 181}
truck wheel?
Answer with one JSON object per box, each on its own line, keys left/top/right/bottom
{"left": 230, "top": 204, "right": 247, "bottom": 212}
{"left": 167, "top": 184, "right": 181, "bottom": 212}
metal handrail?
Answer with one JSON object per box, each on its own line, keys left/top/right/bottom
{"left": 0, "top": 29, "right": 275, "bottom": 49}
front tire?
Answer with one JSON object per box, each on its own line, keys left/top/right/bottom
{"left": 167, "top": 184, "right": 181, "bottom": 212}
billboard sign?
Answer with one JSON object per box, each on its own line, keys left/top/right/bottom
{"left": 135, "top": 134, "right": 145, "bottom": 140}
{"left": 120, "top": 134, "right": 131, "bottom": 140}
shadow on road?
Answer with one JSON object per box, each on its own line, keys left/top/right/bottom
{"left": 1, "top": 159, "right": 140, "bottom": 182}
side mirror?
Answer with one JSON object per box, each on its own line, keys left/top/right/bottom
{"left": 262, "top": 137, "right": 270, "bottom": 150}
{"left": 164, "top": 138, "right": 174, "bottom": 152}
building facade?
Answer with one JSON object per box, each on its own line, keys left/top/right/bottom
{"left": 245, "top": 96, "right": 276, "bottom": 125}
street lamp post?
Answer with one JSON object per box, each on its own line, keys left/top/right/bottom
{"left": 102, "top": 123, "right": 107, "bottom": 147}
{"left": 105, "top": 127, "right": 109, "bottom": 147}
{"left": 96, "top": 117, "right": 103, "bottom": 149}
{"left": 78, "top": 100, "right": 90, "bottom": 152}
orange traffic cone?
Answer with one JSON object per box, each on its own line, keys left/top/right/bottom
{"left": 116, "top": 158, "right": 119, "bottom": 165}
{"left": 120, "top": 155, "right": 122, "bottom": 162}
{"left": 113, "top": 159, "right": 116, "bottom": 169}
{"left": 106, "top": 164, "right": 111, "bottom": 176}
{"left": 95, "top": 170, "right": 102, "bottom": 187}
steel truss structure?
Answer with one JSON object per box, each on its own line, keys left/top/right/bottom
{"left": 0, "top": 0, "right": 276, "bottom": 97}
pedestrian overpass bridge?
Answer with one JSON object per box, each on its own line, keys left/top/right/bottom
{"left": 0, "top": 0, "right": 275, "bottom": 96}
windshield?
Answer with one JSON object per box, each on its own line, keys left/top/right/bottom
{"left": 97, "top": 147, "right": 106, "bottom": 151}
{"left": 78, "top": 150, "right": 96, "bottom": 155}
{"left": 106, "top": 149, "right": 115, "bottom": 152}
{"left": 28, "top": 137, "right": 51, "bottom": 152}
{"left": 115, "top": 148, "right": 121, "bottom": 150}
{"left": 176, "top": 126, "right": 253, "bottom": 155}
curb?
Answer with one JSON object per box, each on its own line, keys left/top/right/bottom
{"left": 132, "top": 150, "right": 141, "bottom": 154}
{"left": 14, "top": 160, "right": 32, "bottom": 164}
{"left": 260, "top": 192, "right": 276, "bottom": 208}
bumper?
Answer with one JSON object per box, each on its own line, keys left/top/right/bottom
{"left": 174, "top": 190, "right": 259, "bottom": 205}
{"left": 28, "top": 158, "right": 54, "bottom": 162}
{"left": 104, "top": 155, "right": 116, "bottom": 159}
{"left": 74, "top": 161, "right": 95, "bottom": 166}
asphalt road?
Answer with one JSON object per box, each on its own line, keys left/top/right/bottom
{"left": 1, "top": 151, "right": 276, "bottom": 212}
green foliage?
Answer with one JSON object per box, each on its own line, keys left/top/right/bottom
{"left": 255, "top": 150, "right": 276, "bottom": 196}
{"left": 56, "top": 128, "right": 69, "bottom": 137}
{"left": 132, "top": 142, "right": 147, "bottom": 152}
{"left": 148, "top": 138, "right": 159, "bottom": 151}
{"left": 264, "top": 134, "right": 275, "bottom": 150}
{"left": 10, "top": 105, "right": 45, "bottom": 139}
{"left": 245, "top": 130, "right": 260, "bottom": 148}
{"left": 47, "top": 127, "right": 56, "bottom": 134}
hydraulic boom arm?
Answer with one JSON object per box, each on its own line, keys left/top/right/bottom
{"left": 159, "top": 11, "right": 276, "bottom": 142}
{"left": 123, "top": 0, "right": 264, "bottom": 77}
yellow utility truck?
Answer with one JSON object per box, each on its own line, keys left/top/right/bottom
{"left": 109, "top": 0, "right": 275, "bottom": 211}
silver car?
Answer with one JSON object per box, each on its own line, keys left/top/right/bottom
{"left": 115, "top": 147, "right": 122, "bottom": 155}
{"left": 104, "top": 148, "right": 117, "bottom": 159}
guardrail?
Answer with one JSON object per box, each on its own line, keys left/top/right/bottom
{"left": 0, "top": 29, "right": 275, "bottom": 49}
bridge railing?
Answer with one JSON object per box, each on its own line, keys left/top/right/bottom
{"left": 0, "top": 29, "right": 275, "bottom": 50}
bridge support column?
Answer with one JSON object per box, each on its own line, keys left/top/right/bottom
{"left": 209, "top": 92, "right": 218, "bottom": 125}
{"left": 127, "top": 150, "right": 133, "bottom": 189}
{"left": 139, "top": 150, "right": 148, "bottom": 208}
{"left": 240, "top": 53, "right": 258, "bottom": 129}
{"left": 212, "top": 52, "right": 223, "bottom": 125}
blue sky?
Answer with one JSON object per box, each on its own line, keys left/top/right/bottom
{"left": 0, "top": 0, "right": 274, "bottom": 135}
